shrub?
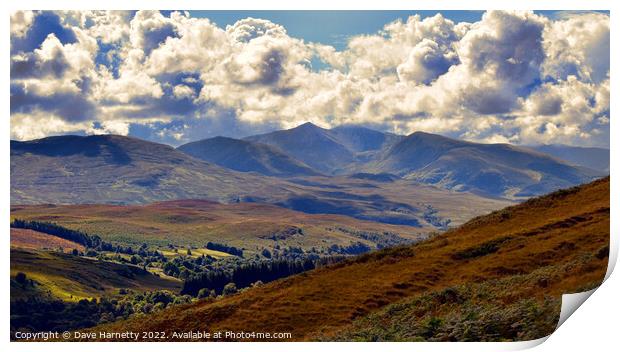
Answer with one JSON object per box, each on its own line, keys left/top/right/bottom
{"left": 223, "top": 283, "right": 238, "bottom": 295}
{"left": 15, "top": 272, "right": 27, "bottom": 285}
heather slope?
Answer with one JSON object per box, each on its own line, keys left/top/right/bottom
{"left": 88, "top": 177, "right": 609, "bottom": 341}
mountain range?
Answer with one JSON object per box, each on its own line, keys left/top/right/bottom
{"left": 11, "top": 123, "right": 606, "bottom": 226}
{"left": 177, "top": 122, "right": 604, "bottom": 198}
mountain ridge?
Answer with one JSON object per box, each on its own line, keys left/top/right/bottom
{"left": 177, "top": 136, "right": 321, "bottom": 177}
{"left": 12, "top": 133, "right": 511, "bottom": 229}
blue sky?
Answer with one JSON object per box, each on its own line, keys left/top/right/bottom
{"left": 189, "top": 10, "right": 609, "bottom": 49}
{"left": 190, "top": 10, "right": 484, "bottom": 50}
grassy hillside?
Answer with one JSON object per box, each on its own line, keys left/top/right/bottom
{"left": 86, "top": 177, "right": 609, "bottom": 341}
{"left": 11, "top": 200, "right": 431, "bottom": 253}
{"left": 10, "top": 134, "right": 289, "bottom": 205}
{"left": 10, "top": 248, "right": 181, "bottom": 301}
{"left": 11, "top": 228, "right": 85, "bottom": 252}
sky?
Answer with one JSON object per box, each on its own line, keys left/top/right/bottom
{"left": 10, "top": 10, "right": 610, "bottom": 147}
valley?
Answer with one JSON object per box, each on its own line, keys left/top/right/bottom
{"left": 11, "top": 200, "right": 431, "bottom": 253}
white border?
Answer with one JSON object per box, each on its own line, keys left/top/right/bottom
{"left": 2, "top": 1, "right": 617, "bottom": 351}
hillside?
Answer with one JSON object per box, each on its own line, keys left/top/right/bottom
{"left": 10, "top": 248, "right": 181, "bottom": 302}
{"left": 10, "top": 200, "right": 430, "bottom": 254}
{"left": 10, "top": 134, "right": 290, "bottom": 205}
{"left": 243, "top": 123, "right": 600, "bottom": 198}
{"left": 366, "top": 132, "right": 601, "bottom": 198}
{"left": 244, "top": 122, "right": 358, "bottom": 174}
{"left": 87, "top": 177, "right": 609, "bottom": 341}
{"left": 11, "top": 228, "right": 85, "bottom": 252}
{"left": 177, "top": 136, "right": 320, "bottom": 177}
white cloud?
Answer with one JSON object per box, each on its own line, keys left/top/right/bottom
{"left": 542, "top": 12, "right": 610, "bottom": 83}
{"left": 10, "top": 111, "right": 92, "bottom": 140}
{"left": 9, "top": 10, "right": 610, "bottom": 148}
{"left": 172, "top": 84, "right": 195, "bottom": 99}
{"left": 397, "top": 38, "right": 458, "bottom": 84}
{"left": 10, "top": 11, "right": 34, "bottom": 38}
{"left": 226, "top": 17, "right": 288, "bottom": 43}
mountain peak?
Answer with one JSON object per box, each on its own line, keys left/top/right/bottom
{"left": 293, "top": 121, "right": 324, "bottom": 131}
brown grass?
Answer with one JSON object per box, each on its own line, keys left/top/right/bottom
{"left": 85, "top": 177, "right": 609, "bottom": 341}
{"left": 10, "top": 228, "right": 85, "bottom": 252}
{"left": 10, "top": 200, "right": 431, "bottom": 252}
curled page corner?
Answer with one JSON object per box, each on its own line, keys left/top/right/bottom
{"left": 556, "top": 288, "right": 597, "bottom": 329}
{"left": 510, "top": 336, "right": 549, "bottom": 350}
{"left": 554, "top": 239, "right": 614, "bottom": 331}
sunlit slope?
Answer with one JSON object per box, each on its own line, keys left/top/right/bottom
{"left": 11, "top": 200, "right": 431, "bottom": 252}
{"left": 89, "top": 177, "right": 609, "bottom": 341}
{"left": 11, "top": 249, "right": 181, "bottom": 302}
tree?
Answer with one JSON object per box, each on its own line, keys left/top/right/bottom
{"left": 15, "top": 272, "right": 27, "bottom": 285}
{"left": 197, "top": 288, "right": 211, "bottom": 299}
{"left": 223, "top": 283, "right": 237, "bottom": 295}
{"left": 186, "top": 248, "right": 192, "bottom": 256}
{"left": 163, "top": 262, "right": 180, "bottom": 277}
{"left": 261, "top": 248, "right": 272, "bottom": 258}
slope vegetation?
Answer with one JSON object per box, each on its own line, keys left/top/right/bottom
{"left": 10, "top": 200, "right": 430, "bottom": 253}
{"left": 88, "top": 177, "right": 609, "bottom": 341}
{"left": 10, "top": 248, "right": 181, "bottom": 301}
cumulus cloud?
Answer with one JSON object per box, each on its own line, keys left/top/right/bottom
{"left": 226, "top": 17, "right": 287, "bottom": 43}
{"left": 9, "top": 10, "right": 610, "bottom": 148}
{"left": 172, "top": 84, "right": 195, "bottom": 99}
{"left": 397, "top": 38, "right": 458, "bottom": 84}
{"left": 542, "top": 12, "right": 610, "bottom": 83}
{"left": 10, "top": 10, "right": 35, "bottom": 38}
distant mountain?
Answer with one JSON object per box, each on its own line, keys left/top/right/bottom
{"left": 244, "top": 122, "right": 357, "bottom": 174}
{"left": 10, "top": 135, "right": 286, "bottom": 204}
{"left": 328, "top": 125, "right": 403, "bottom": 153}
{"left": 177, "top": 136, "right": 320, "bottom": 177}
{"left": 531, "top": 144, "right": 609, "bottom": 173}
{"left": 11, "top": 134, "right": 510, "bottom": 229}
{"left": 365, "top": 132, "right": 602, "bottom": 198}
{"left": 242, "top": 123, "right": 600, "bottom": 198}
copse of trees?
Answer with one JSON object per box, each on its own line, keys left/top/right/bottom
{"left": 327, "top": 242, "right": 373, "bottom": 255}
{"left": 10, "top": 289, "right": 193, "bottom": 336}
{"left": 181, "top": 256, "right": 344, "bottom": 296}
{"left": 10, "top": 219, "right": 140, "bottom": 255}
{"left": 206, "top": 242, "right": 243, "bottom": 257}
{"left": 11, "top": 219, "right": 96, "bottom": 247}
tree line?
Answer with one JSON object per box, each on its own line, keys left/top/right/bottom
{"left": 10, "top": 219, "right": 136, "bottom": 254}
{"left": 181, "top": 256, "right": 344, "bottom": 296}
{"left": 206, "top": 241, "right": 243, "bottom": 257}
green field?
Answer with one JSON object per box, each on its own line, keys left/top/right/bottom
{"left": 10, "top": 248, "right": 182, "bottom": 302}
